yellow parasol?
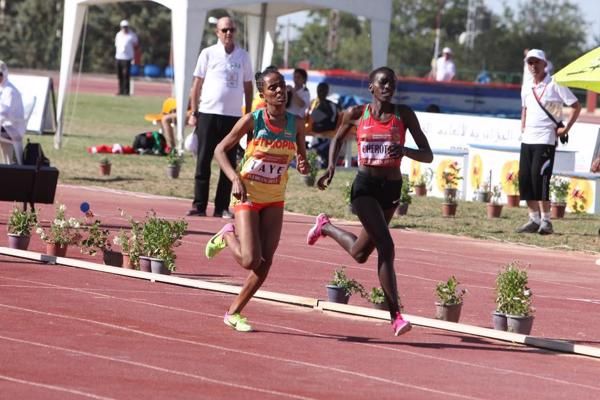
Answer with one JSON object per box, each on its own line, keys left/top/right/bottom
{"left": 553, "top": 47, "right": 600, "bottom": 93}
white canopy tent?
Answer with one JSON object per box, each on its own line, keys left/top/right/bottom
{"left": 56, "top": 0, "right": 392, "bottom": 149}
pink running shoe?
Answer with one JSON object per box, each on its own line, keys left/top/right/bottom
{"left": 307, "top": 213, "right": 330, "bottom": 245}
{"left": 392, "top": 312, "right": 412, "bottom": 336}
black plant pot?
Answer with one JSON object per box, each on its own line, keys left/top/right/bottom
{"left": 326, "top": 285, "right": 350, "bottom": 304}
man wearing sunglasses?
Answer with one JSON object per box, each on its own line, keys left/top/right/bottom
{"left": 187, "top": 16, "right": 253, "bottom": 219}
{"left": 0, "top": 60, "right": 26, "bottom": 164}
{"left": 516, "top": 49, "right": 581, "bottom": 235}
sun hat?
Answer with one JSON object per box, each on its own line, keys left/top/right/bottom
{"left": 442, "top": 47, "right": 452, "bottom": 54}
{"left": 524, "top": 49, "right": 547, "bottom": 63}
{"left": 120, "top": 20, "right": 129, "bottom": 28}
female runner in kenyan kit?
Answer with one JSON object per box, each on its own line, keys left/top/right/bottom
{"left": 307, "top": 66, "right": 433, "bottom": 336}
{"left": 205, "top": 68, "right": 309, "bottom": 332}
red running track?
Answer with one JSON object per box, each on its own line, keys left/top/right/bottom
{"left": 1, "top": 184, "right": 600, "bottom": 399}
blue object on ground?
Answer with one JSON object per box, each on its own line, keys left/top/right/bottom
{"left": 144, "top": 64, "right": 161, "bottom": 78}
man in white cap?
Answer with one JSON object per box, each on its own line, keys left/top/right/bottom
{"left": 114, "top": 19, "right": 139, "bottom": 95}
{"left": 0, "top": 60, "right": 25, "bottom": 164}
{"left": 435, "top": 47, "right": 456, "bottom": 81}
{"left": 516, "top": 49, "right": 581, "bottom": 235}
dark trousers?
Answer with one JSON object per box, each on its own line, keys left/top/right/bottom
{"left": 193, "top": 112, "right": 239, "bottom": 214}
{"left": 116, "top": 59, "right": 131, "bottom": 95}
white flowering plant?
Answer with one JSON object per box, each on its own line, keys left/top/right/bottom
{"left": 495, "top": 261, "right": 534, "bottom": 316}
{"left": 435, "top": 275, "right": 466, "bottom": 305}
{"left": 549, "top": 176, "right": 570, "bottom": 203}
{"left": 35, "top": 204, "right": 82, "bottom": 246}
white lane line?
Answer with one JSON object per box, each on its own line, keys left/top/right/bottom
{"left": 4, "top": 278, "right": 600, "bottom": 392}
{"left": 0, "top": 336, "right": 314, "bottom": 400}
{"left": 0, "top": 304, "right": 484, "bottom": 400}
{"left": 0, "top": 374, "right": 116, "bottom": 400}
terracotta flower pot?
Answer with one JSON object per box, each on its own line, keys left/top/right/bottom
{"left": 506, "top": 194, "right": 520, "bottom": 207}
{"left": 441, "top": 203, "right": 457, "bottom": 217}
{"left": 99, "top": 163, "right": 111, "bottom": 176}
{"left": 414, "top": 184, "right": 427, "bottom": 197}
{"left": 46, "top": 243, "right": 68, "bottom": 257}
{"left": 122, "top": 253, "right": 134, "bottom": 269}
{"left": 551, "top": 202, "right": 566, "bottom": 219}
{"left": 487, "top": 203, "right": 503, "bottom": 218}
{"left": 7, "top": 234, "right": 31, "bottom": 250}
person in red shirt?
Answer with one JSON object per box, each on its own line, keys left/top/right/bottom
{"left": 307, "top": 66, "right": 433, "bottom": 336}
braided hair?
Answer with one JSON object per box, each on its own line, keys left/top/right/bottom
{"left": 255, "top": 66, "right": 283, "bottom": 94}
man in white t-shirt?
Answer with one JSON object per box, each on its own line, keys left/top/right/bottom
{"left": 516, "top": 49, "right": 581, "bottom": 235}
{"left": 186, "top": 16, "right": 253, "bottom": 218}
{"left": 0, "top": 60, "right": 25, "bottom": 164}
{"left": 114, "top": 19, "right": 139, "bottom": 96}
{"left": 435, "top": 47, "right": 456, "bottom": 82}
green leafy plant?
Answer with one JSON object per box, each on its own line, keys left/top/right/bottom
{"left": 550, "top": 176, "right": 570, "bottom": 203}
{"left": 490, "top": 184, "right": 502, "bottom": 205}
{"left": 342, "top": 181, "right": 352, "bottom": 205}
{"left": 113, "top": 209, "right": 144, "bottom": 267}
{"left": 400, "top": 177, "right": 412, "bottom": 205}
{"left": 305, "top": 150, "right": 319, "bottom": 179}
{"left": 166, "top": 149, "right": 184, "bottom": 167}
{"left": 435, "top": 275, "right": 466, "bottom": 305}
{"left": 495, "top": 261, "right": 534, "bottom": 316}
{"left": 7, "top": 205, "right": 37, "bottom": 236}
{"left": 99, "top": 157, "right": 111, "bottom": 166}
{"left": 443, "top": 190, "right": 457, "bottom": 204}
{"left": 414, "top": 167, "right": 433, "bottom": 188}
{"left": 142, "top": 211, "right": 188, "bottom": 271}
{"left": 365, "top": 286, "right": 386, "bottom": 304}
{"left": 80, "top": 219, "right": 111, "bottom": 256}
{"left": 329, "top": 266, "right": 364, "bottom": 296}
{"left": 35, "top": 204, "right": 82, "bottom": 246}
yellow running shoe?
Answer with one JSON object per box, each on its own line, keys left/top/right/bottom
{"left": 205, "top": 223, "right": 235, "bottom": 259}
{"left": 224, "top": 312, "right": 253, "bottom": 332}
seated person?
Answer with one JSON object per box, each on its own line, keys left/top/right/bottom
{"left": 308, "top": 82, "right": 341, "bottom": 168}
{"left": 161, "top": 101, "right": 192, "bottom": 151}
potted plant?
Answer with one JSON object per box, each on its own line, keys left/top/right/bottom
{"left": 364, "top": 286, "right": 388, "bottom": 310}
{"left": 412, "top": 167, "right": 432, "bottom": 196}
{"left": 474, "top": 181, "right": 491, "bottom": 203}
{"left": 6, "top": 205, "right": 37, "bottom": 250}
{"left": 166, "top": 149, "right": 184, "bottom": 179}
{"left": 441, "top": 161, "right": 462, "bottom": 199}
{"left": 35, "top": 204, "right": 82, "bottom": 257}
{"left": 494, "top": 261, "right": 534, "bottom": 334}
{"left": 396, "top": 176, "right": 412, "bottom": 216}
{"left": 326, "top": 266, "right": 364, "bottom": 304}
{"left": 342, "top": 181, "right": 355, "bottom": 214}
{"left": 141, "top": 211, "right": 188, "bottom": 274}
{"left": 80, "top": 219, "right": 123, "bottom": 267}
{"left": 505, "top": 171, "right": 520, "bottom": 207}
{"left": 99, "top": 157, "right": 112, "bottom": 176}
{"left": 549, "top": 176, "right": 570, "bottom": 219}
{"left": 303, "top": 151, "right": 319, "bottom": 186}
{"left": 486, "top": 184, "right": 503, "bottom": 218}
{"left": 441, "top": 188, "right": 458, "bottom": 217}
{"left": 112, "top": 209, "right": 144, "bottom": 270}
{"left": 435, "top": 275, "right": 466, "bottom": 322}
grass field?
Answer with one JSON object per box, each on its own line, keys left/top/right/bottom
{"left": 30, "top": 93, "right": 600, "bottom": 254}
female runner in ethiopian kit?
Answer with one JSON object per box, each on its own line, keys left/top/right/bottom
{"left": 307, "top": 66, "right": 433, "bottom": 336}
{"left": 206, "top": 68, "right": 309, "bottom": 332}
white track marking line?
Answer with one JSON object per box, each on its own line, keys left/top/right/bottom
{"left": 0, "top": 303, "right": 484, "bottom": 400}
{"left": 0, "top": 374, "right": 116, "bottom": 400}
{"left": 3, "top": 276, "right": 600, "bottom": 393}
{"left": 0, "top": 336, "right": 315, "bottom": 400}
